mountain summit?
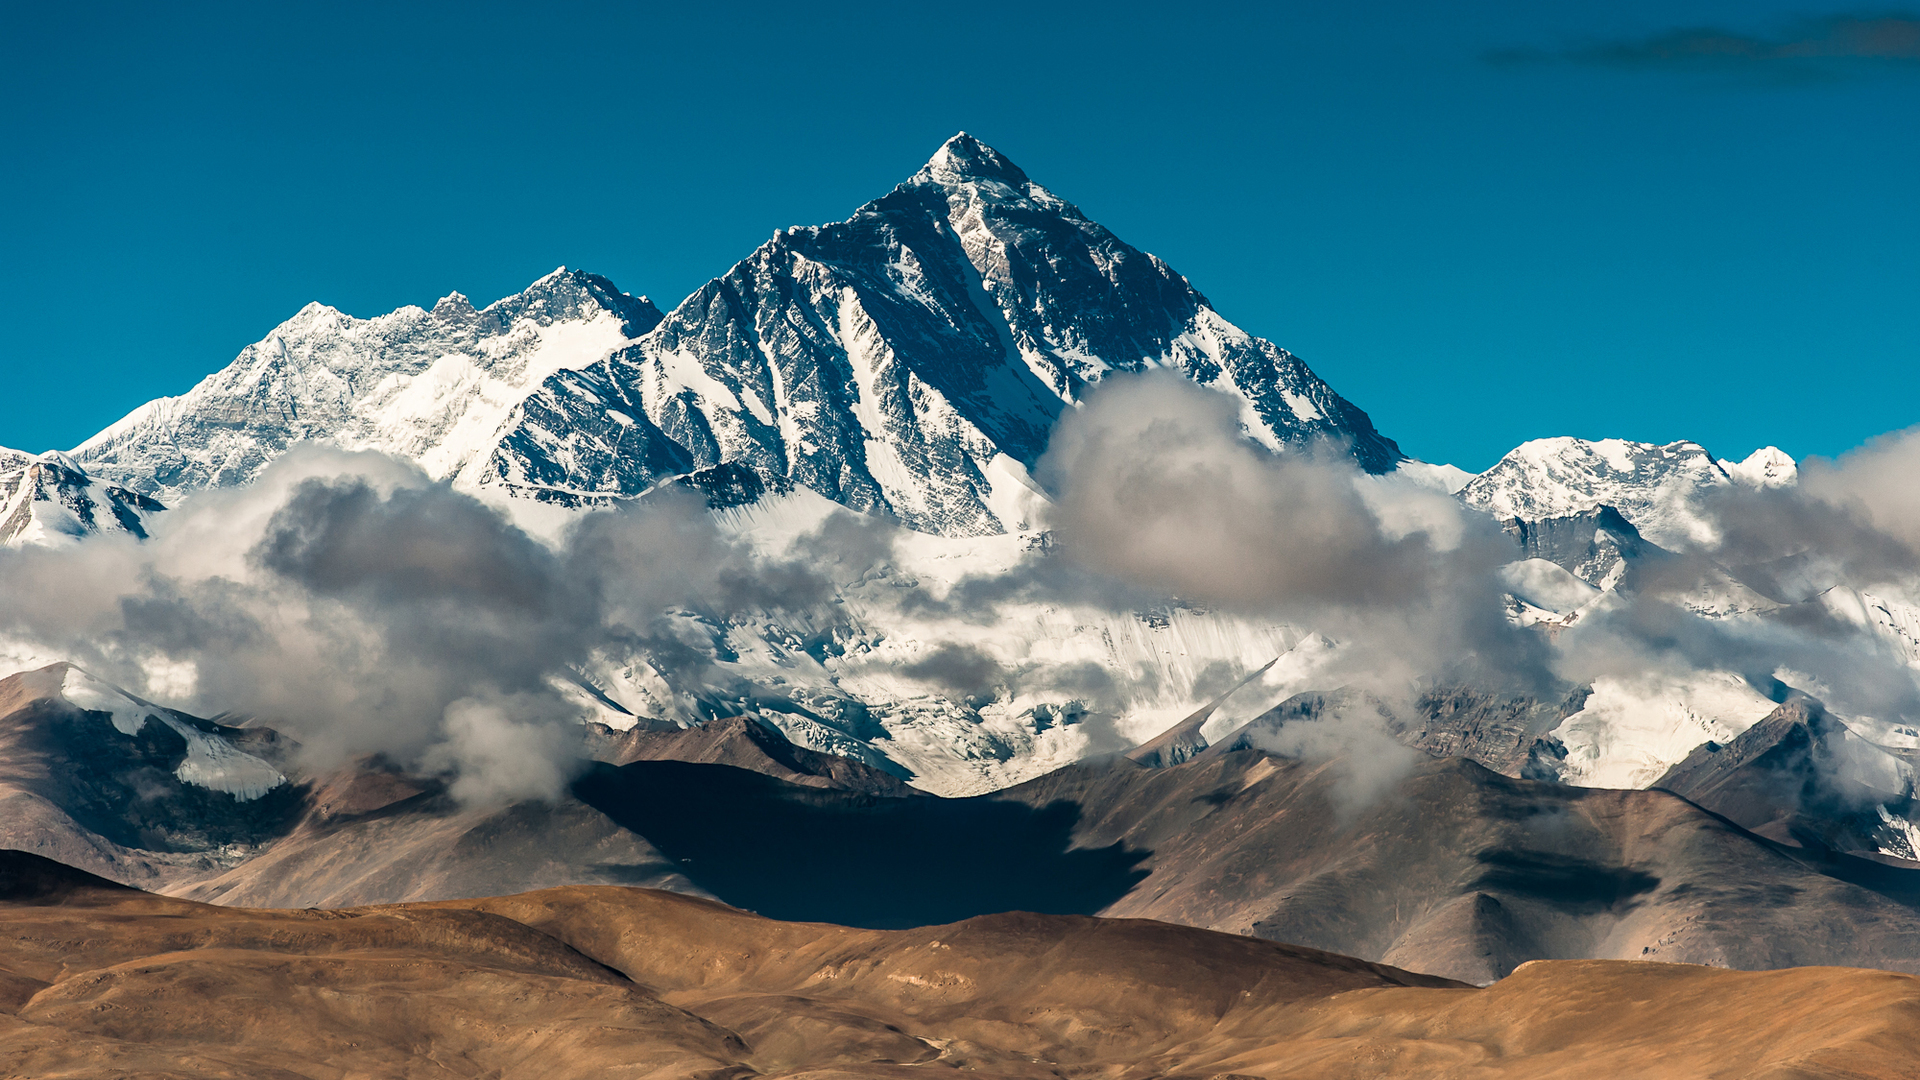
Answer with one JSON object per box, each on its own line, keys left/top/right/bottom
{"left": 60, "top": 134, "right": 1399, "bottom": 535}
{"left": 484, "top": 133, "right": 1402, "bottom": 533}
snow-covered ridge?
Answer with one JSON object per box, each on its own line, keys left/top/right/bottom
{"left": 70, "top": 268, "right": 662, "bottom": 505}
{"left": 1460, "top": 437, "right": 1795, "bottom": 550}
{"left": 58, "top": 667, "right": 285, "bottom": 800}
{"left": 1395, "top": 459, "right": 1475, "bottom": 494}
{"left": 0, "top": 450, "right": 164, "bottom": 547}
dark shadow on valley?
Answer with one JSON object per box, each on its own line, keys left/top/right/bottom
{"left": 573, "top": 760, "right": 1151, "bottom": 928}
{"left": 1472, "top": 849, "right": 1660, "bottom": 912}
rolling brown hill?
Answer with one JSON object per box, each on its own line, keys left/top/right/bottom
{"left": 4, "top": 850, "right": 1918, "bottom": 1080}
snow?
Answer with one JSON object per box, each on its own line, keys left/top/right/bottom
{"left": 1458, "top": 437, "right": 1735, "bottom": 549}
{"left": 1549, "top": 672, "right": 1779, "bottom": 789}
{"left": 61, "top": 667, "right": 158, "bottom": 736}
{"left": 59, "top": 667, "right": 286, "bottom": 800}
{"left": 628, "top": 487, "right": 1307, "bottom": 795}
{"left": 1721, "top": 446, "right": 1798, "bottom": 488}
{"left": 69, "top": 269, "right": 658, "bottom": 506}
{"left": 0, "top": 454, "right": 161, "bottom": 548}
{"left": 1279, "top": 388, "right": 1323, "bottom": 423}
{"left": 1395, "top": 459, "right": 1476, "bottom": 494}
{"left": 1819, "top": 587, "right": 1920, "bottom": 667}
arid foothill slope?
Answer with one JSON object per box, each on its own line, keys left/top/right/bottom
{"left": 12, "top": 661, "right": 1920, "bottom": 985}
{"left": 559, "top": 745, "right": 1920, "bottom": 985}
{"left": 6, "top": 850, "right": 1920, "bottom": 1080}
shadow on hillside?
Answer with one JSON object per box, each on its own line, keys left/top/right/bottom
{"left": 573, "top": 760, "right": 1151, "bottom": 928}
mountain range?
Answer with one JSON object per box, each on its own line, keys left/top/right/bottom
{"left": 4, "top": 134, "right": 1920, "bottom": 1003}
{"left": 9, "top": 659, "right": 1920, "bottom": 993}
{"left": 51, "top": 134, "right": 1397, "bottom": 537}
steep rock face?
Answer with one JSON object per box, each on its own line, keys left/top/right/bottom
{"left": 491, "top": 134, "right": 1402, "bottom": 533}
{"left": 0, "top": 452, "right": 165, "bottom": 547}
{"left": 1500, "top": 505, "right": 1664, "bottom": 590}
{"left": 70, "top": 270, "right": 664, "bottom": 504}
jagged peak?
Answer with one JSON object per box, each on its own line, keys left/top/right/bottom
{"left": 289, "top": 300, "right": 346, "bottom": 320}
{"left": 33, "top": 450, "right": 83, "bottom": 473}
{"left": 913, "top": 132, "right": 1032, "bottom": 189}
{"left": 1722, "top": 445, "right": 1798, "bottom": 489}
{"left": 432, "top": 291, "right": 475, "bottom": 316}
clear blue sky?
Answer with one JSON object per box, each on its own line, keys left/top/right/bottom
{"left": 4, "top": 1, "right": 1916, "bottom": 470}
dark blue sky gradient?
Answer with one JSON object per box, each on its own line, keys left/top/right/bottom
{"left": 3, "top": 1, "right": 1915, "bottom": 470}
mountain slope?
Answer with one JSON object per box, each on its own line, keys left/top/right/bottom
{"left": 559, "top": 746, "right": 1920, "bottom": 986}
{"left": 0, "top": 451, "right": 164, "bottom": 547}
{"left": 0, "top": 664, "right": 300, "bottom": 890}
{"left": 70, "top": 269, "right": 664, "bottom": 504}
{"left": 12, "top": 651, "right": 1920, "bottom": 988}
{"left": 492, "top": 134, "right": 1401, "bottom": 533}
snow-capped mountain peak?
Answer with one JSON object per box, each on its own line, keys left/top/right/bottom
{"left": 469, "top": 133, "right": 1404, "bottom": 532}
{"left": 0, "top": 450, "right": 164, "bottom": 547}
{"left": 915, "top": 132, "right": 1032, "bottom": 189}
{"left": 1721, "top": 445, "right": 1797, "bottom": 488}
{"left": 1459, "top": 436, "right": 1798, "bottom": 550}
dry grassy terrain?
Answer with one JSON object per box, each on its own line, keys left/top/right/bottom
{"left": 4, "top": 850, "right": 1918, "bottom": 1079}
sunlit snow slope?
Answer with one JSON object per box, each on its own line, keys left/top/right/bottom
{"left": 70, "top": 270, "right": 666, "bottom": 504}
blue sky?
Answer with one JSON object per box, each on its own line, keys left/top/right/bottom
{"left": 3, "top": 1, "right": 1915, "bottom": 471}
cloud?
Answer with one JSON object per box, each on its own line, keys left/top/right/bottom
{"left": 0, "top": 446, "right": 852, "bottom": 804}
{"left": 1488, "top": 15, "right": 1920, "bottom": 80}
{"left": 1549, "top": 427, "right": 1920, "bottom": 738}
{"left": 1033, "top": 370, "right": 1554, "bottom": 699}
{"left": 1239, "top": 693, "right": 1420, "bottom": 822}
{"left": 900, "top": 642, "right": 1008, "bottom": 700}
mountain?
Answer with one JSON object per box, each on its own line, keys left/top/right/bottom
{"left": 0, "top": 664, "right": 301, "bottom": 888}
{"left": 0, "top": 663, "right": 911, "bottom": 907}
{"left": 29, "top": 851, "right": 1920, "bottom": 1080}
{"left": 0, "top": 451, "right": 165, "bottom": 547}
{"left": 70, "top": 269, "right": 666, "bottom": 505}
{"left": 65, "top": 135, "right": 1400, "bottom": 536}
{"left": 485, "top": 133, "right": 1401, "bottom": 533}
{"left": 1460, "top": 437, "right": 1794, "bottom": 550}
{"left": 13, "top": 655, "right": 1920, "bottom": 991}
{"left": 1655, "top": 698, "right": 1920, "bottom": 859}
{"left": 8, "top": 133, "right": 1915, "bottom": 873}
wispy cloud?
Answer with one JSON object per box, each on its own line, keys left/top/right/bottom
{"left": 1489, "top": 14, "right": 1920, "bottom": 81}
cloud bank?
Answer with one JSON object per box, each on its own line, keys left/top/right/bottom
{"left": 1489, "top": 15, "right": 1920, "bottom": 80}
{"left": 0, "top": 448, "right": 862, "bottom": 803}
